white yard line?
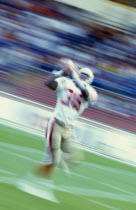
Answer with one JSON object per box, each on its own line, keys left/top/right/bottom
{"left": 56, "top": 168, "right": 89, "bottom": 180}
{"left": 55, "top": 185, "right": 136, "bottom": 202}
{"left": 0, "top": 169, "right": 16, "bottom": 176}
{"left": 0, "top": 142, "right": 135, "bottom": 196}
{"left": 81, "top": 161, "right": 136, "bottom": 177}
{"left": 88, "top": 199, "right": 120, "bottom": 210}
{"left": 0, "top": 142, "right": 42, "bottom": 154}
{"left": 0, "top": 175, "right": 136, "bottom": 203}
{"left": 0, "top": 146, "right": 88, "bottom": 180}
{"left": 1, "top": 125, "right": 136, "bottom": 206}
{"left": 17, "top": 179, "right": 59, "bottom": 203}
{"left": 0, "top": 148, "right": 38, "bottom": 162}
{"left": 0, "top": 176, "right": 17, "bottom": 184}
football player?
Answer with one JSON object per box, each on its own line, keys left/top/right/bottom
{"left": 39, "top": 58, "right": 98, "bottom": 178}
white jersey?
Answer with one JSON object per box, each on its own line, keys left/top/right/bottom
{"left": 54, "top": 77, "right": 97, "bottom": 125}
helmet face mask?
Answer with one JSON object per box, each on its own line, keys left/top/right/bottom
{"left": 80, "top": 73, "right": 88, "bottom": 82}
{"left": 79, "top": 68, "right": 94, "bottom": 84}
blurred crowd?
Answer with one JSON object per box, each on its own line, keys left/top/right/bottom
{"left": 1, "top": 0, "right": 136, "bottom": 118}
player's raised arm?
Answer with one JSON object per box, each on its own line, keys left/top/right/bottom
{"left": 44, "top": 71, "right": 63, "bottom": 90}
{"left": 66, "top": 60, "right": 94, "bottom": 101}
{"left": 72, "top": 70, "right": 90, "bottom": 100}
{"left": 44, "top": 58, "right": 74, "bottom": 90}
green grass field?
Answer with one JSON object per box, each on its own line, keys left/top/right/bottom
{"left": 0, "top": 124, "right": 136, "bottom": 210}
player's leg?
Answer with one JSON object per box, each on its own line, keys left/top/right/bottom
{"left": 61, "top": 127, "right": 83, "bottom": 166}
{"left": 61, "top": 126, "right": 75, "bottom": 165}
{"left": 37, "top": 118, "right": 61, "bottom": 178}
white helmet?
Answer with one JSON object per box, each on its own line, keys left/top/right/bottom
{"left": 79, "top": 68, "right": 94, "bottom": 84}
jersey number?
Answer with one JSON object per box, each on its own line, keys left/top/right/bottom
{"left": 61, "top": 89, "right": 82, "bottom": 111}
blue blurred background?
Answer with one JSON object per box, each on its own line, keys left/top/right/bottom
{"left": 1, "top": 0, "right": 136, "bottom": 133}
